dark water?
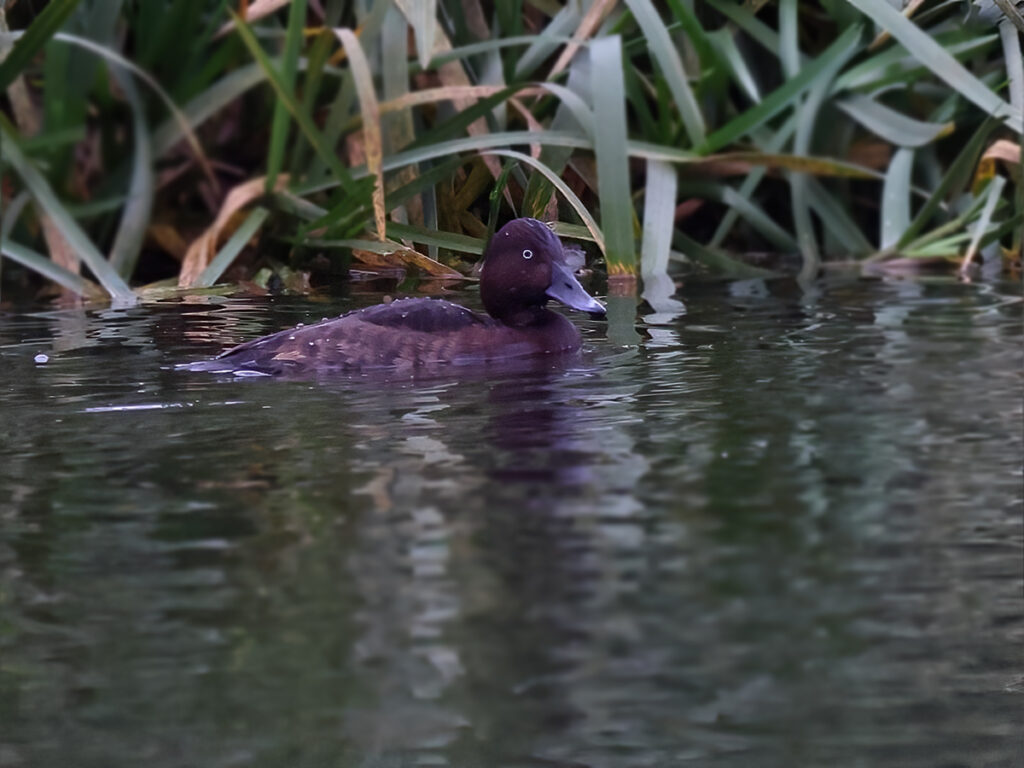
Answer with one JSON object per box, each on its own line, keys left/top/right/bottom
{"left": 1, "top": 275, "right": 1021, "bottom": 768}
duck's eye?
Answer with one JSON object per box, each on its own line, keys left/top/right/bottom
{"left": 522, "top": 249, "right": 533, "bottom": 260}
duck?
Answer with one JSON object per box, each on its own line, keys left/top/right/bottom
{"left": 186, "top": 218, "right": 605, "bottom": 376}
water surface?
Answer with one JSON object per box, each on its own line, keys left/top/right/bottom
{"left": 1, "top": 275, "right": 1021, "bottom": 767}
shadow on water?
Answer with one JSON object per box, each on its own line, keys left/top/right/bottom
{"left": 0, "top": 275, "right": 1021, "bottom": 767}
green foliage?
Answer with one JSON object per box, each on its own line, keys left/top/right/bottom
{"left": 0, "top": 0, "right": 1020, "bottom": 302}
{"left": 0, "top": 0, "right": 81, "bottom": 93}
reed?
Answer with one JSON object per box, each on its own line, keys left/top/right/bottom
{"left": 0, "top": 0, "right": 1020, "bottom": 302}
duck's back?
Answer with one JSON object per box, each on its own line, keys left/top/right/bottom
{"left": 195, "top": 297, "right": 579, "bottom": 376}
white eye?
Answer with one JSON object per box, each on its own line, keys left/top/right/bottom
{"left": 522, "top": 249, "right": 533, "bottom": 260}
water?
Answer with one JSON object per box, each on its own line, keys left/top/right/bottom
{"left": 1, "top": 275, "right": 1021, "bottom": 767}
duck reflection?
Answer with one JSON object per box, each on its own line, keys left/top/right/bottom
{"left": 484, "top": 371, "right": 600, "bottom": 488}
{"left": 336, "top": 358, "right": 656, "bottom": 764}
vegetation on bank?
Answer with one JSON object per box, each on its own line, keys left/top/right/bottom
{"left": 0, "top": 0, "right": 1021, "bottom": 305}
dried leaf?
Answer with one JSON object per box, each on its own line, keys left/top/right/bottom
{"left": 847, "top": 141, "right": 892, "bottom": 170}
{"left": 147, "top": 223, "right": 190, "bottom": 261}
{"left": 460, "top": 0, "right": 490, "bottom": 42}
{"left": 39, "top": 215, "right": 80, "bottom": 275}
{"left": 345, "top": 130, "right": 366, "bottom": 167}
{"left": 548, "top": 0, "right": 618, "bottom": 79}
{"left": 179, "top": 175, "right": 288, "bottom": 287}
{"left": 393, "top": 0, "right": 505, "bottom": 184}
{"left": 2, "top": 20, "right": 79, "bottom": 280}
{"left": 217, "top": 0, "right": 292, "bottom": 39}
{"left": 334, "top": 28, "right": 385, "bottom": 241}
{"left": 509, "top": 97, "right": 543, "bottom": 158}
{"left": 868, "top": 0, "right": 927, "bottom": 51}
{"left": 351, "top": 243, "right": 463, "bottom": 278}
{"left": 973, "top": 139, "right": 1021, "bottom": 192}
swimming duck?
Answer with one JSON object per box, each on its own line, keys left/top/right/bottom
{"left": 188, "top": 218, "right": 605, "bottom": 376}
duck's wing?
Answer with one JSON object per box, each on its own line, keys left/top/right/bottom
{"left": 354, "top": 297, "right": 490, "bottom": 332}
{"left": 191, "top": 297, "right": 491, "bottom": 375}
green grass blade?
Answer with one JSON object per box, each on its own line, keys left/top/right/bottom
{"left": 549, "top": 222, "right": 597, "bottom": 243}
{"left": 960, "top": 176, "right": 1007, "bottom": 272}
{"left": 805, "top": 178, "right": 874, "bottom": 256}
{"left": 387, "top": 155, "right": 465, "bottom": 210}
{"left": 1008, "top": 16, "right": 1024, "bottom": 256}
{"left": 487, "top": 159, "right": 517, "bottom": 238}
{"left": 704, "top": 0, "right": 779, "bottom": 53}
{"left": 845, "top": 0, "right": 1021, "bottom": 133}
{"left": 270, "top": 190, "right": 327, "bottom": 222}
{"left": 723, "top": 186, "right": 799, "bottom": 252}
{"left": 708, "top": 28, "right": 760, "bottom": 102}
{"left": 0, "top": 0, "right": 81, "bottom": 92}
{"left": 1000, "top": 13, "right": 1024, "bottom": 255}
{"left": 697, "top": 24, "right": 863, "bottom": 154}
{"left": 683, "top": 181, "right": 798, "bottom": 251}
{"left": 904, "top": 215, "right": 1017, "bottom": 258}
{"left": 427, "top": 34, "right": 575, "bottom": 68}
{"left": 481, "top": 149, "right": 605, "bottom": 256}
{"left": 514, "top": 3, "right": 581, "bottom": 79}
{"left": 896, "top": 116, "right": 999, "bottom": 248}
{"left": 386, "top": 221, "right": 484, "bottom": 255}
{"left": 0, "top": 239, "right": 98, "bottom": 297}
{"left": 780, "top": 0, "right": 814, "bottom": 276}
{"left": 230, "top": 11, "right": 361, "bottom": 196}
{"left": 1, "top": 190, "right": 32, "bottom": 239}
{"left": 108, "top": 68, "right": 154, "bottom": 278}
{"left": 307, "top": 229, "right": 483, "bottom": 257}
{"left": 710, "top": 116, "right": 797, "bottom": 248}
{"left": 590, "top": 35, "right": 634, "bottom": 274}
{"left": 640, "top": 159, "right": 677, "bottom": 279}
{"left": 779, "top": 0, "right": 799, "bottom": 78}
{"left": 295, "top": 179, "right": 374, "bottom": 238}
{"left": 402, "top": 85, "right": 522, "bottom": 152}
{"left": 295, "top": 129, "right": 880, "bottom": 197}
{"left": 308, "top": 72, "right": 356, "bottom": 187}
{"left": 0, "top": 119, "right": 134, "bottom": 302}
{"left": 900, "top": 190, "right": 992, "bottom": 253}
{"left": 624, "top": 0, "right": 706, "bottom": 146}
{"left": 837, "top": 31, "right": 997, "bottom": 92}
{"left": 151, "top": 62, "right": 266, "bottom": 157}
{"left": 381, "top": 6, "right": 411, "bottom": 150}
{"left": 537, "top": 83, "right": 596, "bottom": 140}
{"left": 266, "top": 0, "right": 307, "bottom": 191}
{"left": 193, "top": 206, "right": 270, "bottom": 288}
{"left": 671, "top": 231, "right": 777, "bottom": 278}
{"left": 291, "top": 28, "right": 334, "bottom": 173}
{"left": 1001, "top": 15, "right": 1024, "bottom": 118}
{"left": 404, "top": 0, "right": 436, "bottom": 70}
{"left": 32, "top": 31, "right": 214, "bottom": 185}
{"left": 524, "top": 55, "right": 592, "bottom": 218}
{"left": 836, "top": 93, "right": 954, "bottom": 147}
{"left": 790, "top": 21, "right": 863, "bottom": 278}
{"left": 881, "top": 147, "right": 914, "bottom": 249}
{"left": 664, "top": 0, "right": 716, "bottom": 69}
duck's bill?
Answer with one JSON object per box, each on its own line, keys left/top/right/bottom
{"left": 546, "top": 260, "right": 606, "bottom": 316}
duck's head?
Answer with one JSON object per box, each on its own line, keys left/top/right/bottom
{"left": 480, "top": 218, "right": 606, "bottom": 326}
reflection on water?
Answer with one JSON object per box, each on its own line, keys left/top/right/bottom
{"left": 0, "top": 275, "right": 1021, "bottom": 767}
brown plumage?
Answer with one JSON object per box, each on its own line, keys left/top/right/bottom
{"left": 185, "top": 218, "right": 605, "bottom": 377}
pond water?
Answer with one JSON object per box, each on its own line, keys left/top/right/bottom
{"left": 0, "top": 274, "right": 1021, "bottom": 768}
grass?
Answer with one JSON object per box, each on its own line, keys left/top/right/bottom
{"left": 0, "top": 0, "right": 1021, "bottom": 303}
